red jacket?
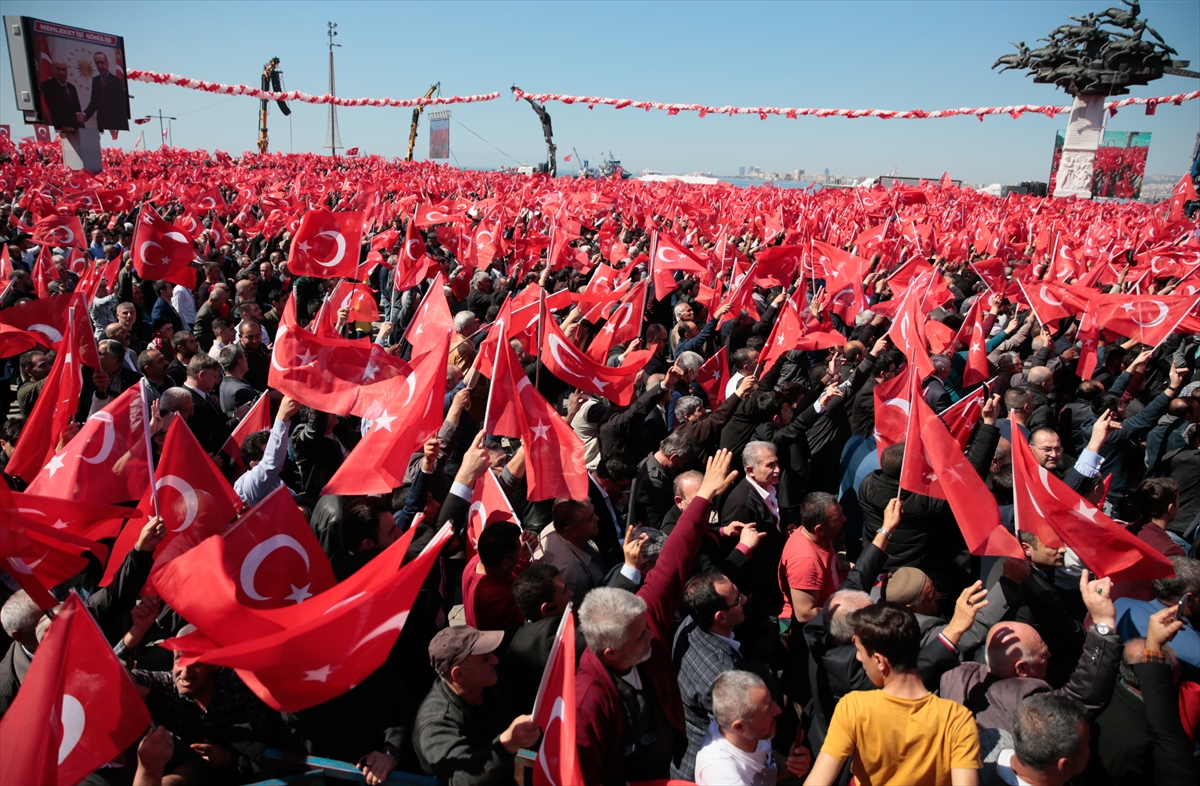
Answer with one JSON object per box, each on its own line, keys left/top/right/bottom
{"left": 575, "top": 497, "right": 712, "bottom": 784}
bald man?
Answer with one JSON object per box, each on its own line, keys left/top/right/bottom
{"left": 39, "top": 58, "right": 83, "bottom": 128}
{"left": 939, "top": 571, "right": 1122, "bottom": 733}
{"left": 1025, "top": 366, "right": 1056, "bottom": 431}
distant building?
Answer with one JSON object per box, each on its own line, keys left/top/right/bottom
{"left": 824, "top": 168, "right": 830, "bottom": 176}
{"left": 738, "top": 166, "right": 745, "bottom": 177}
{"left": 794, "top": 169, "right": 805, "bottom": 180}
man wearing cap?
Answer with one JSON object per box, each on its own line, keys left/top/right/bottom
{"left": 883, "top": 563, "right": 1011, "bottom": 656}
{"left": 413, "top": 626, "right": 541, "bottom": 785}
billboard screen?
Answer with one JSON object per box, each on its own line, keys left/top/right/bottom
{"left": 429, "top": 111, "right": 450, "bottom": 159}
{"left": 23, "top": 18, "right": 130, "bottom": 131}
{"left": 1049, "top": 130, "right": 1151, "bottom": 199}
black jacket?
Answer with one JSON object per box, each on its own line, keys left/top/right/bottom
{"left": 720, "top": 478, "right": 785, "bottom": 621}
{"left": 413, "top": 679, "right": 516, "bottom": 786}
{"left": 187, "top": 386, "right": 233, "bottom": 457}
{"left": 598, "top": 380, "right": 667, "bottom": 460}
{"left": 627, "top": 453, "right": 673, "bottom": 533}
{"left": 39, "top": 77, "right": 81, "bottom": 127}
{"left": 82, "top": 72, "right": 127, "bottom": 130}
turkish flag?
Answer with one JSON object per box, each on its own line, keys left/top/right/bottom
{"left": 221, "top": 391, "right": 271, "bottom": 470}
{"left": 30, "top": 214, "right": 85, "bottom": 249}
{"left": 872, "top": 366, "right": 912, "bottom": 453}
{"left": 486, "top": 328, "right": 588, "bottom": 501}
{"left": 95, "top": 182, "right": 142, "bottom": 213}
{"left": 187, "top": 186, "right": 226, "bottom": 215}
{"left": 25, "top": 382, "right": 152, "bottom": 505}
{"left": 33, "top": 124, "right": 50, "bottom": 143}
{"left": 754, "top": 244, "right": 805, "bottom": 288}
{"left": 370, "top": 228, "right": 399, "bottom": 253}
{"left": 172, "top": 210, "right": 204, "bottom": 242}
{"left": 401, "top": 273, "right": 455, "bottom": 357}
{"left": 414, "top": 202, "right": 459, "bottom": 227}
{"left": 0, "top": 243, "right": 11, "bottom": 281}
{"left": 5, "top": 311, "right": 82, "bottom": 483}
{"left": 758, "top": 297, "right": 805, "bottom": 373}
{"left": 887, "top": 275, "right": 936, "bottom": 379}
{"left": 1010, "top": 422, "right": 1173, "bottom": 582}
{"left": 395, "top": 217, "right": 438, "bottom": 290}
{"left": 289, "top": 209, "right": 364, "bottom": 279}
{"left": 969, "top": 258, "right": 1006, "bottom": 294}
{"left": 540, "top": 311, "right": 651, "bottom": 406}
{"left": 132, "top": 203, "right": 197, "bottom": 287}
{"left": 321, "top": 334, "right": 449, "bottom": 495}
{"left": 466, "top": 467, "right": 521, "bottom": 553}
{"left": 1093, "top": 293, "right": 1200, "bottom": 347}
{"left": 941, "top": 382, "right": 990, "bottom": 450}
{"left": 695, "top": 347, "right": 729, "bottom": 406}
{"left": 2, "top": 488, "right": 138, "bottom": 546}
{"left": 233, "top": 207, "right": 263, "bottom": 236}
{"left": 164, "top": 523, "right": 452, "bottom": 712}
{"left": 956, "top": 298, "right": 989, "bottom": 388}
{"left": 1017, "top": 280, "right": 1087, "bottom": 326}
{"left": 151, "top": 485, "right": 335, "bottom": 613}
{"left": 586, "top": 280, "right": 647, "bottom": 363}
{"left": 715, "top": 262, "right": 761, "bottom": 327}
{"left": 902, "top": 385, "right": 1024, "bottom": 559}
{"left": 824, "top": 265, "right": 868, "bottom": 325}
{"left": 0, "top": 593, "right": 151, "bottom": 786}
{"left": 573, "top": 263, "right": 623, "bottom": 304}
{"left": 0, "top": 486, "right": 104, "bottom": 610}
{"left": 31, "top": 245, "right": 58, "bottom": 299}
{"left": 651, "top": 233, "right": 708, "bottom": 296}
{"left": 325, "top": 279, "right": 379, "bottom": 325}
{"left": 1167, "top": 173, "right": 1199, "bottom": 222}
{"left": 101, "top": 417, "right": 241, "bottom": 587}
{"left": 531, "top": 609, "right": 583, "bottom": 786}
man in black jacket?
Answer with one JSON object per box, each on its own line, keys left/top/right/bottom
{"left": 628, "top": 431, "right": 697, "bottom": 532}
{"left": 183, "top": 353, "right": 232, "bottom": 456}
{"left": 38, "top": 59, "right": 82, "bottom": 128}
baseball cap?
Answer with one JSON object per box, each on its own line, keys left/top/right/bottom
{"left": 631, "top": 526, "right": 667, "bottom": 562}
{"left": 429, "top": 625, "right": 504, "bottom": 677}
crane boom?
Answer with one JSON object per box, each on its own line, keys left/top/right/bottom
{"left": 405, "top": 82, "right": 440, "bottom": 162}
{"left": 256, "top": 58, "right": 290, "bottom": 154}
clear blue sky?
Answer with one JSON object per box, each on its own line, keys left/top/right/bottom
{"left": 2, "top": 1, "right": 1197, "bottom": 183}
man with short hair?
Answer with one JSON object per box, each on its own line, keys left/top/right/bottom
{"left": 538, "top": 499, "right": 607, "bottom": 603}
{"left": 207, "top": 317, "right": 236, "bottom": 359}
{"left": 151, "top": 280, "right": 184, "bottom": 333}
{"left": 1115, "top": 556, "right": 1200, "bottom": 680}
{"left": 449, "top": 311, "right": 479, "bottom": 374}
{"left": 923, "top": 354, "right": 954, "bottom": 413}
{"left": 780, "top": 492, "right": 847, "bottom": 624}
{"left": 168, "top": 330, "right": 199, "bottom": 386}
{"left": 628, "top": 431, "right": 699, "bottom": 531}
{"left": 15, "top": 350, "right": 50, "bottom": 416}
{"left": 81, "top": 50, "right": 126, "bottom": 130}
{"left": 576, "top": 450, "right": 739, "bottom": 784}
{"left": 981, "top": 694, "right": 1091, "bottom": 786}
{"left": 38, "top": 58, "right": 82, "bottom": 128}
{"left": 463, "top": 521, "right": 533, "bottom": 631}
{"left": 236, "top": 318, "right": 271, "bottom": 391}
{"left": 137, "top": 348, "right": 171, "bottom": 402}
{"left": 413, "top": 626, "right": 540, "bottom": 785}
{"left": 672, "top": 572, "right": 750, "bottom": 781}
{"left": 183, "top": 353, "right": 231, "bottom": 456}
{"left": 806, "top": 604, "right": 982, "bottom": 786}
{"left": 234, "top": 396, "right": 299, "bottom": 507}
{"left": 693, "top": 670, "right": 810, "bottom": 786}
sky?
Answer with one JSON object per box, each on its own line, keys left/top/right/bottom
{"left": 2, "top": 0, "right": 1198, "bottom": 184}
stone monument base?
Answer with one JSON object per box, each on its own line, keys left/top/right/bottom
{"left": 1052, "top": 94, "right": 1107, "bottom": 199}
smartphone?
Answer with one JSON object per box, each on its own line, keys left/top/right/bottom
{"left": 982, "top": 382, "right": 992, "bottom": 400}
{"left": 1177, "top": 592, "right": 1192, "bottom": 622}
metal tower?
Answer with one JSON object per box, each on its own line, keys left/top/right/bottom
{"left": 323, "top": 21, "right": 343, "bottom": 156}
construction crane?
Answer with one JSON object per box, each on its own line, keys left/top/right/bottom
{"left": 405, "top": 82, "right": 440, "bottom": 161}
{"left": 257, "top": 57, "right": 291, "bottom": 154}
{"left": 512, "top": 85, "right": 556, "bottom": 177}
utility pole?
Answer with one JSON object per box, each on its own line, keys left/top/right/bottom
{"left": 323, "top": 21, "right": 343, "bottom": 156}
{"left": 153, "top": 109, "right": 176, "bottom": 149}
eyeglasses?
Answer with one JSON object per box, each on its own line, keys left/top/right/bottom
{"left": 1033, "top": 444, "right": 1065, "bottom": 455}
{"left": 720, "top": 592, "right": 747, "bottom": 611}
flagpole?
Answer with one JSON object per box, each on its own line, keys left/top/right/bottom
{"left": 1010, "top": 412, "right": 1021, "bottom": 538}
{"left": 139, "top": 379, "right": 160, "bottom": 518}
{"left": 535, "top": 286, "right": 546, "bottom": 393}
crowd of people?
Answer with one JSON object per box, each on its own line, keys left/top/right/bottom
{"left": 1, "top": 143, "right": 1199, "bottom": 786}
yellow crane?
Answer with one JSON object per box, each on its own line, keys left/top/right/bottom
{"left": 257, "top": 58, "right": 290, "bottom": 154}
{"left": 405, "top": 82, "right": 440, "bottom": 161}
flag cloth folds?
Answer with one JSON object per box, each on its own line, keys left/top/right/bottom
{"left": 0, "top": 593, "right": 150, "bottom": 786}
{"left": 288, "top": 209, "right": 364, "bottom": 279}
{"left": 531, "top": 607, "right": 583, "bottom": 786}
{"left": 131, "top": 203, "right": 197, "bottom": 287}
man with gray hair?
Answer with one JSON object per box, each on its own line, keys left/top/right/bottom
{"left": 628, "top": 431, "right": 699, "bottom": 530}
{"left": 467, "top": 271, "right": 499, "bottom": 322}
{"left": 693, "top": 670, "right": 811, "bottom": 785}
{"left": 158, "top": 387, "right": 195, "bottom": 422}
{"left": 981, "top": 694, "right": 1091, "bottom": 786}
{"left": 922, "top": 354, "right": 954, "bottom": 413}
{"left": 449, "top": 310, "right": 479, "bottom": 374}
{"left": 576, "top": 450, "right": 739, "bottom": 784}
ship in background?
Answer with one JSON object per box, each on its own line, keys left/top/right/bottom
{"left": 573, "top": 151, "right": 632, "bottom": 179}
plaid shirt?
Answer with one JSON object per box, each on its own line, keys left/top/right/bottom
{"left": 671, "top": 619, "right": 746, "bottom": 781}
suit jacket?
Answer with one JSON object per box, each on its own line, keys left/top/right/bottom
{"left": 922, "top": 376, "right": 952, "bottom": 413}
{"left": 1087, "top": 663, "right": 1199, "bottom": 786}
{"left": 218, "top": 375, "right": 258, "bottom": 418}
{"left": 187, "top": 387, "right": 232, "bottom": 457}
{"left": 83, "top": 73, "right": 126, "bottom": 130}
{"left": 720, "top": 478, "right": 785, "bottom": 621}
{"left": 587, "top": 475, "right": 625, "bottom": 568}
{"left": 627, "top": 454, "right": 674, "bottom": 533}
{"left": 575, "top": 497, "right": 712, "bottom": 784}
{"left": 39, "top": 78, "right": 81, "bottom": 127}
{"left": 193, "top": 302, "right": 220, "bottom": 351}
{"left": 671, "top": 620, "right": 746, "bottom": 781}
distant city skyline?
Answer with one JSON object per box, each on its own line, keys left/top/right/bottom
{"left": 1, "top": 1, "right": 1197, "bottom": 184}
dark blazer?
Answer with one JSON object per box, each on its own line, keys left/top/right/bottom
{"left": 587, "top": 475, "right": 625, "bottom": 569}
{"left": 193, "top": 302, "right": 220, "bottom": 351}
{"left": 76, "top": 365, "right": 141, "bottom": 421}
{"left": 720, "top": 478, "right": 785, "bottom": 621}
{"left": 598, "top": 381, "right": 667, "bottom": 460}
{"left": 187, "top": 387, "right": 232, "bottom": 457}
{"left": 83, "top": 72, "right": 127, "bottom": 130}
{"left": 39, "top": 77, "right": 81, "bottom": 127}
{"left": 627, "top": 453, "right": 674, "bottom": 533}
{"left": 1087, "top": 663, "right": 1199, "bottom": 785}
{"left": 218, "top": 375, "right": 258, "bottom": 418}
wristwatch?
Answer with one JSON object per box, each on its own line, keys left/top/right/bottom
{"left": 1089, "top": 622, "right": 1114, "bottom": 637}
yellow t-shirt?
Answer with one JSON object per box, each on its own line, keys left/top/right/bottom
{"left": 821, "top": 689, "right": 981, "bottom": 785}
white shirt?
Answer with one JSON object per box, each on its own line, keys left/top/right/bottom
{"left": 746, "top": 476, "right": 780, "bottom": 527}
{"left": 694, "top": 720, "right": 778, "bottom": 786}
{"left": 172, "top": 285, "right": 197, "bottom": 330}
{"left": 991, "top": 749, "right": 1034, "bottom": 786}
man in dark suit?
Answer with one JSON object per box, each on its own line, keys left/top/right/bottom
{"left": 587, "top": 454, "right": 636, "bottom": 568}
{"left": 182, "top": 354, "right": 231, "bottom": 456}
{"left": 77, "top": 339, "right": 141, "bottom": 420}
{"left": 628, "top": 432, "right": 698, "bottom": 532}
{"left": 39, "top": 59, "right": 82, "bottom": 128}
{"left": 81, "top": 51, "right": 127, "bottom": 130}
{"left": 720, "top": 440, "right": 786, "bottom": 664}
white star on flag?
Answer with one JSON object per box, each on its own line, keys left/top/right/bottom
{"left": 286, "top": 584, "right": 313, "bottom": 604}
